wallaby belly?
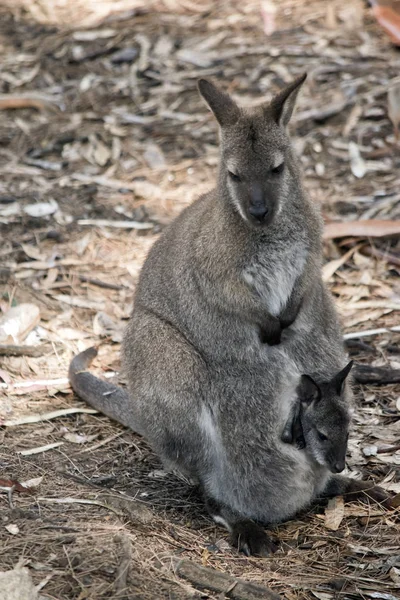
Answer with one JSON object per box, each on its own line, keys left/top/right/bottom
{"left": 197, "top": 365, "right": 330, "bottom": 523}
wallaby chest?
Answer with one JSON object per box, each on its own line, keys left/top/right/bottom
{"left": 243, "top": 241, "right": 308, "bottom": 317}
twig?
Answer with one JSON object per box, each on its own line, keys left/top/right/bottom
{"left": 77, "top": 431, "right": 125, "bottom": 454}
{"left": 18, "top": 442, "right": 64, "bottom": 456}
{"left": 0, "top": 344, "right": 48, "bottom": 357}
{"left": 3, "top": 407, "right": 97, "bottom": 427}
{"left": 78, "top": 275, "right": 125, "bottom": 290}
{"left": 77, "top": 218, "right": 153, "bottom": 230}
{"left": 345, "top": 340, "right": 376, "bottom": 354}
{"left": 114, "top": 533, "right": 132, "bottom": 597}
{"left": 361, "top": 245, "right": 400, "bottom": 267}
{"left": 0, "top": 376, "right": 70, "bottom": 390}
{"left": 343, "top": 326, "right": 400, "bottom": 340}
{"left": 37, "top": 496, "right": 123, "bottom": 517}
{"left": 0, "top": 93, "right": 60, "bottom": 112}
{"left": 353, "top": 365, "right": 400, "bottom": 385}
{"left": 173, "top": 559, "right": 281, "bottom": 600}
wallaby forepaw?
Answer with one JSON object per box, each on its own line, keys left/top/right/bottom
{"left": 349, "top": 480, "right": 393, "bottom": 508}
{"left": 231, "top": 521, "right": 278, "bottom": 557}
{"left": 361, "top": 485, "right": 393, "bottom": 508}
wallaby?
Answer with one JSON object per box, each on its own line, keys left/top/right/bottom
{"left": 69, "top": 75, "right": 392, "bottom": 556}
{"left": 281, "top": 361, "right": 354, "bottom": 470}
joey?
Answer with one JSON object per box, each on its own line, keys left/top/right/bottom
{"left": 281, "top": 362, "right": 353, "bottom": 470}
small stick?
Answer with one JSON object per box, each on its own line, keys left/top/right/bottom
{"left": 173, "top": 558, "right": 281, "bottom": 600}
{"left": 0, "top": 94, "right": 60, "bottom": 112}
{"left": 3, "top": 407, "right": 97, "bottom": 427}
{"left": 353, "top": 364, "right": 400, "bottom": 385}
{"left": 114, "top": 533, "right": 133, "bottom": 596}
{"left": 78, "top": 275, "right": 125, "bottom": 291}
{"left": 344, "top": 326, "right": 400, "bottom": 340}
{"left": 361, "top": 245, "right": 400, "bottom": 267}
{"left": 0, "top": 344, "right": 48, "bottom": 357}
{"left": 18, "top": 442, "right": 64, "bottom": 456}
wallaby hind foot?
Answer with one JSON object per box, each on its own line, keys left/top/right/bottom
{"left": 231, "top": 521, "right": 278, "bottom": 557}
{"left": 206, "top": 498, "right": 278, "bottom": 557}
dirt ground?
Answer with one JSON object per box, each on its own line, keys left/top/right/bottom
{"left": 0, "top": 1, "right": 400, "bottom": 598}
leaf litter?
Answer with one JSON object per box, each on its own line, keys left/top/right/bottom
{"left": 0, "top": 0, "right": 399, "bottom": 599}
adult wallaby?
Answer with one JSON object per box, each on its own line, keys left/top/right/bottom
{"left": 69, "top": 75, "right": 391, "bottom": 556}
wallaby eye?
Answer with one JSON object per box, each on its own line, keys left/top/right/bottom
{"left": 271, "top": 162, "right": 284, "bottom": 175}
{"left": 228, "top": 170, "right": 241, "bottom": 182}
{"left": 317, "top": 431, "right": 328, "bottom": 442}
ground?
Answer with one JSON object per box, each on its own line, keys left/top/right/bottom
{"left": 0, "top": 1, "right": 399, "bottom": 599}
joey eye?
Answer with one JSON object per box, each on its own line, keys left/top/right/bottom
{"left": 271, "top": 162, "right": 284, "bottom": 175}
{"left": 228, "top": 170, "right": 241, "bottom": 182}
{"left": 317, "top": 431, "right": 328, "bottom": 442}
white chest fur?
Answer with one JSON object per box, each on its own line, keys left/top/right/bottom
{"left": 243, "top": 243, "right": 308, "bottom": 316}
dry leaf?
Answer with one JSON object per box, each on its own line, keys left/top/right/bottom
{"left": 324, "top": 496, "right": 345, "bottom": 531}
{"left": 144, "top": 143, "right": 166, "bottom": 170}
{"left": 389, "top": 492, "right": 400, "bottom": 508}
{"left": 322, "top": 246, "right": 359, "bottom": 281}
{"left": 93, "top": 140, "right": 111, "bottom": 166}
{"left": 0, "top": 567, "right": 38, "bottom": 600}
{"left": 5, "top": 524, "right": 19, "bottom": 535}
{"left": 20, "top": 476, "right": 43, "bottom": 489}
{"left": 23, "top": 199, "right": 58, "bottom": 217}
{"left": 389, "top": 567, "right": 400, "bottom": 584}
{"left": 0, "top": 304, "right": 40, "bottom": 344}
{"left": 324, "top": 219, "right": 400, "bottom": 239}
{"left": 261, "top": 1, "right": 277, "bottom": 35}
{"left": 64, "top": 432, "right": 98, "bottom": 444}
{"left": 348, "top": 142, "right": 366, "bottom": 178}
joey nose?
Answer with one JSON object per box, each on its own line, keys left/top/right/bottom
{"left": 333, "top": 461, "right": 345, "bottom": 473}
{"left": 248, "top": 205, "right": 269, "bottom": 222}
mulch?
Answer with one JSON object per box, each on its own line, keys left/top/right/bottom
{"left": 0, "top": 1, "right": 399, "bottom": 598}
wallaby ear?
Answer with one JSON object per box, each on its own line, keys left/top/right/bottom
{"left": 332, "top": 360, "right": 354, "bottom": 395}
{"left": 198, "top": 79, "right": 241, "bottom": 127}
{"left": 298, "top": 374, "right": 321, "bottom": 405}
{"left": 269, "top": 72, "right": 307, "bottom": 127}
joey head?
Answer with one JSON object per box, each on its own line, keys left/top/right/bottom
{"left": 281, "top": 361, "right": 353, "bottom": 473}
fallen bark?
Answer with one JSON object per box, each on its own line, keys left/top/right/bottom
{"left": 173, "top": 558, "right": 281, "bottom": 600}
{"left": 353, "top": 364, "right": 400, "bottom": 385}
{"left": 0, "top": 344, "right": 48, "bottom": 357}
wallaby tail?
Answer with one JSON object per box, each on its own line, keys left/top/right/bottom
{"left": 69, "top": 347, "right": 135, "bottom": 429}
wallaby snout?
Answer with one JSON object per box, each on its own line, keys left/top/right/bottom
{"left": 332, "top": 461, "right": 345, "bottom": 473}
{"left": 327, "top": 437, "right": 348, "bottom": 473}
{"left": 248, "top": 183, "right": 269, "bottom": 223}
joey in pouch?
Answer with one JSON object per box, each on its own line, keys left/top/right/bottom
{"left": 69, "top": 76, "right": 393, "bottom": 557}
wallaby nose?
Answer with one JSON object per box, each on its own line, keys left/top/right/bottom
{"left": 248, "top": 205, "right": 269, "bottom": 222}
{"left": 333, "top": 461, "right": 345, "bottom": 473}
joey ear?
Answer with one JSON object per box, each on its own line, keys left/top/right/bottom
{"left": 198, "top": 79, "right": 241, "bottom": 127}
{"left": 269, "top": 72, "right": 307, "bottom": 127}
{"left": 298, "top": 374, "right": 321, "bottom": 405}
{"left": 332, "top": 360, "right": 354, "bottom": 395}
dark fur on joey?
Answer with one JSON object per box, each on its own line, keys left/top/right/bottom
{"left": 281, "top": 362, "right": 353, "bottom": 473}
{"left": 69, "top": 76, "right": 393, "bottom": 557}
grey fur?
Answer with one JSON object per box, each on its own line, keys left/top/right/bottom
{"left": 281, "top": 362, "right": 354, "bottom": 472}
{"left": 69, "top": 76, "right": 391, "bottom": 556}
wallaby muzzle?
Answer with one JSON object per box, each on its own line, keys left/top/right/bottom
{"left": 247, "top": 183, "right": 274, "bottom": 225}
{"left": 329, "top": 448, "right": 347, "bottom": 473}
